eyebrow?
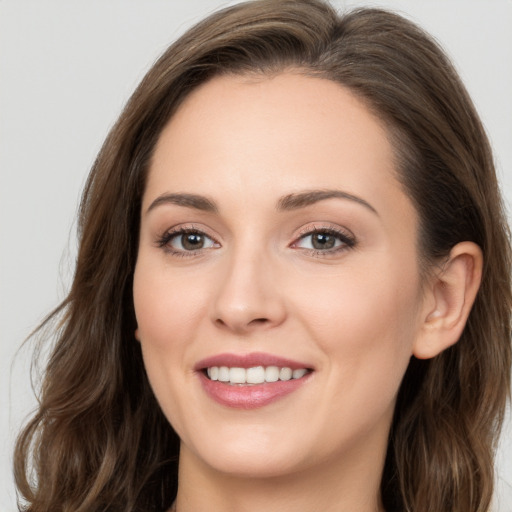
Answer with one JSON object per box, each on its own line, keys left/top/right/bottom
{"left": 145, "top": 189, "right": 378, "bottom": 216}
{"left": 277, "top": 189, "right": 378, "bottom": 215}
{"left": 146, "top": 193, "right": 218, "bottom": 214}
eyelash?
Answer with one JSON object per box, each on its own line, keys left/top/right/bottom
{"left": 155, "top": 225, "right": 219, "bottom": 258}
{"left": 293, "top": 225, "right": 356, "bottom": 257}
{"left": 155, "top": 225, "right": 356, "bottom": 258}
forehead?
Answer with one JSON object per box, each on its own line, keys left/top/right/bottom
{"left": 145, "top": 72, "right": 410, "bottom": 221}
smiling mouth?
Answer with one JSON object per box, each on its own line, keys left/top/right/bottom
{"left": 204, "top": 366, "right": 312, "bottom": 385}
{"left": 197, "top": 355, "right": 314, "bottom": 408}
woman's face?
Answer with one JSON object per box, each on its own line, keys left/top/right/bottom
{"left": 133, "top": 73, "right": 428, "bottom": 479}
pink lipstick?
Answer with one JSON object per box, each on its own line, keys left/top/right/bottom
{"left": 195, "top": 352, "right": 313, "bottom": 409}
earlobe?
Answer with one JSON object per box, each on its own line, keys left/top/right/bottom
{"left": 135, "top": 328, "right": 141, "bottom": 342}
{"left": 413, "top": 242, "right": 483, "bottom": 359}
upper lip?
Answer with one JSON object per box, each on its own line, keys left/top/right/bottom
{"left": 194, "top": 352, "right": 313, "bottom": 371}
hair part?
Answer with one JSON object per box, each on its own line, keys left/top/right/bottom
{"left": 15, "top": 1, "right": 511, "bottom": 511}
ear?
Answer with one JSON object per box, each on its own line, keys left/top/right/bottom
{"left": 134, "top": 328, "right": 141, "bottom": 342}
{"left": 413, "top": 241, "right": 483, "bottom": 359}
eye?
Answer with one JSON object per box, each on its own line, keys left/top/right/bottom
{"left": 294, "top": 227, "right": 355, "bottom": 253}
{"left": 157, "top": 228, "right": 219, "bottom": 254}
{"left": 171, "top": 231, "right": 216, "bottom": 251}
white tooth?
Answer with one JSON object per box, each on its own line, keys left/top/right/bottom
{"left": 265, "top": 366, "right": 280, "bottom": 382}
{"left": 209, "top": 366, "right": 219, "bottom": 381}
{"left": 229, "top": 367, "right": 246, "bottom": 384}
{"left": 246, "top": 366, "right": 265, "bottom": 384}
{"left": 292, "top": 368, "right": 307, "bottom": 379}
{"left": 279, "top": 367, "right": 292, "bottom": 381}
{"left": 218, "top": 366, "right": 230, "bottom": 382}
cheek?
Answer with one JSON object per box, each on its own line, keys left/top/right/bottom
{"left": 132, "top": 260, "right": 209, "bottom": 431}
{"left": 133, "top": 262, "right": 208, "bottom": 351}
{"left": 132, "top": 260, "right": 208, "bottom": 411}
{"left": 291, "top": 261, "right": 421, "bottom": 442}
{"left": 295, "top": 257, "right": 421, "bottom": 386}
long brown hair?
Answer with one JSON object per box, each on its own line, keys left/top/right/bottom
{"left": 14, "top": 1, "right": 511, "bottom": 511}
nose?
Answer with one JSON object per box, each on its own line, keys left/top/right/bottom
{"left": 211, "top": 249, "right": 287, "bottom": 335}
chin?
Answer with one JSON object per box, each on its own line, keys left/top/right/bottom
{"left": 191, "top": 444, "right": 308, "bottom": 479}
{"left": 179, "top": 422, "right": 313, "bottom": 479}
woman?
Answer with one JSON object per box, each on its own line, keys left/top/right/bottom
{"left": 14, "top": 1, "right": 511, "bottom": 511}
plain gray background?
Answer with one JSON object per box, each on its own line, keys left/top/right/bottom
{"left": 1, "top": 1, "right": 511, "bottom": 510}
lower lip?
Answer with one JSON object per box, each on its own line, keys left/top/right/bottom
{"left": 198, "top": 371, "right": 312, "bottom": 409}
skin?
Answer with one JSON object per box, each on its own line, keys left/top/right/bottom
{"left": 133, "top": 73, "right": 482, "bottom": 512}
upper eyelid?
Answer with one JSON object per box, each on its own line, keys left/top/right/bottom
{"left": 295, "top": 223, "right": 355, "bottom": 240}
{"left": 163, "top": 223, "right": 218, "bottom": 239}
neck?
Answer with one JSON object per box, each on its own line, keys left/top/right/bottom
{"left": 173, "top": 439, "right": 387, "bottom": 512}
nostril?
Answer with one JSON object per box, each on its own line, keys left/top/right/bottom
{"left": 249, "top": 318, "right": 269, "bottom": 325}
{"left": 214, "top": 316, "right": 269, "bottom": 331}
